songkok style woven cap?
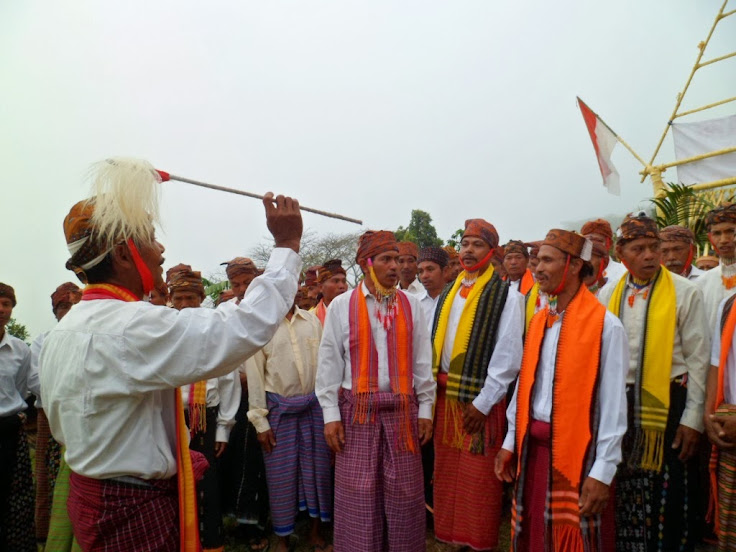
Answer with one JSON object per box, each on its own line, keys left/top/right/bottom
{"left": 660, "top": 225, "right": 695, "bottom": 244}
{"left": 418, "top": 247, "right": 450, "bottom": 268}
{"left": 616, "top": 212, "right": 659, "bottom": 244}
{"left": 542, "top": 229, "right": 593, "bottom": 262}
{"left": 356, "top": 231, "right": 399, "bottom": 263}
{"left": 462, "top": 219, "right": 499, "bottom": 249}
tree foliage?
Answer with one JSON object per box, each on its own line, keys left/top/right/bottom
{"left": 445, "top": 228, "right": 464, "bottom": 250}
{"left": 250, "top": 230, "right": 363, "bottom": 287}
{"left": 6, "top": 318, "right": 29, "bottom": 344}
{"left": 395, "top": 210, "right": 442, "bottom": 248}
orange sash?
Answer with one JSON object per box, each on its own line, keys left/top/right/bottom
{"left": 512, "top": 285, "right": 606, "bottom": 551}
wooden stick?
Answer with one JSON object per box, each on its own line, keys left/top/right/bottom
{"left": 162, "top": 172, "right": 363, "bottom": 225}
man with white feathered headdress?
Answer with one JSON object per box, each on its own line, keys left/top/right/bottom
{"left": 39, "top": 158, "right": 303, "bottom": 551}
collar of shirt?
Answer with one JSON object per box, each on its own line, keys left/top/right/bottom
{"left": 0, "top": 330, "right": 12, "bottom": 350}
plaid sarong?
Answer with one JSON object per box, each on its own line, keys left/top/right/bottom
{"left": 334, "top": 390, "right": 424, "bottom": 552}
{"left": 433, "top": 374, "right": 505, "bottom": 550}
{"left": 262, "top": 392, "right": 333, "bottom": 536}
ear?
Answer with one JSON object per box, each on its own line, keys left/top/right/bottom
{"left": 358, "top": 259, "right": 368, "bottom": 275}
{"left": 569, "top": 257, "right": 584, "bottom": 276}
{"left": 109, "top": 243, "right": 136, "bottom": 272}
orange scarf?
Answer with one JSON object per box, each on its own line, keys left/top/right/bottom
{"left": 187, "top": 381, "right": 208, "bottom": 438}
{"left": 313, "top": 299, "right": 327, "bottom": 326}
{"left": 512, "top": 285, "right": 606, "bottom": 551}
{"left": 82, "top": 283, "right": 201, "bottom": 551}
{"left": 708, "top": 295, "right": 736, "bottom": 534}
{"left": 505, "top": 269, "right": 535, "bottom": 296}
{"left": 349, "top": 287, "right": 416, "bottom": 452}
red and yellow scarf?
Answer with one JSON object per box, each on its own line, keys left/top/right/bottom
{"left": 312, "top": 299, "right": 327, "bottom": 326}
{"left": 512, "top": 285, "right": 606, "bottom": 551}
{"left": 81, "top": 284, "right": 201, "bottom": 551}
{"left": 348, "top": 287, "right": 416, "bottom": 452}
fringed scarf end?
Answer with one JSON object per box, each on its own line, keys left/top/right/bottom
{"left": 552, "top": 524, "right": 585, "bottom": 552}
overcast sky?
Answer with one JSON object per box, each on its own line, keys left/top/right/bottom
{"left": 1, "top": 0, "right": 733, "bottom": 337}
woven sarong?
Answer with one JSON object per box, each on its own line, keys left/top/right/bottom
{"left": 68, "top": 473, "right": 179, "bottom": 551}
{"left": 220, "top": 388, "right": 270, "bottom": 527}
{"left": 45, "top": 451, "right": 82, "bottom": 552}
{"left": 0, "top": 415, "right": 36, "bottom": 552}
{"left": 187, "top": 406, "right": 225, "bottom": 551}
{"left": 35, "top": 408, "right": 53, "bottom": 541}
{"left": 433, "top": 373, "right": 505, "bottom": 551}
{"left": 334, "top": 390, "right": 424, "bottom": 552}
{"left": 717, "top": 447, "right": 736, "bottom": 552}
{"left": 615, "top": 380, "right": 696, "bottom": 551}
{"left": 262, "top": 392, "right": 333, "bottom": 536}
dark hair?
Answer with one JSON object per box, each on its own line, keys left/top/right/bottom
{"left": 83, "top": 253, "right": 116, "bottom": 284}
{"left": 579, "top": 261, "right": 594, "bottom": 280}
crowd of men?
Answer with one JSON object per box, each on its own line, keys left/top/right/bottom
{"left": 3, "top": 160, "right": 736, "bottom": 551}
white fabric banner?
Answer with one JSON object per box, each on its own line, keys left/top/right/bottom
{"left": 672, "top": 113, "right": 736, "bottom": 185}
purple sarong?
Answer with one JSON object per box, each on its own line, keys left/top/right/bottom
{"left": 334, "top": 390, "right": 425, "bottom": 552}
{"left": 262, "top": 392, "right": 333, "bottom": 536}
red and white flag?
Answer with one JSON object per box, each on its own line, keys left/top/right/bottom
{"left": 577, "top": 97, "right": 620, "bottom": 195}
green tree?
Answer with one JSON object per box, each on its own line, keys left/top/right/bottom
{"left": 650, "top": 182, "right": 722, "bottom": 255}
{"left": 445, "top": 228, "right": 464, "bottom": 250}
{"left": 395, "top": 210, "right": 442, "bottom": 248}
{"left": 201, "top": 277, "right": 230, "bottom": 304}
{"left": 6, "top": 318, "right": 29, "bottom": 343}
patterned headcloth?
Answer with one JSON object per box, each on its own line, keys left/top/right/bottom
{"left": 51, "top": 282, "right": 82, "bottom": 312}
{"left": 660, "top": 225, "right": 695, "bottom": 244}
{"left": 304, "top": 266, "right": 321, "bottom": 286}
{"left": 0, "top": 283, "right": 17, "bottom": 307}
{"left": 316, "top": 259, "right": 347, "bottom": 283}
{"left": 443, "top": 245, "right": 459, "bottom": 259}
{"left": 705, "top": 203, "right": 736, "bottom": 230}
{"left": 418, "top": 246, "right": 450, "bottom": 268}
{"left": 166, "top": 263, "right": 205, "bottom": 298}
{"left": 64, "top": 199, "right": 108, "bottom": 280}
{"left": 526, "top": 241, "right": 543, "bottom": 258}
{"left": 617, "top": 213, "right": 660, "bottom": 244}
{"left": 397, "top": 241, "right": 419, "bottom": 259}
{"left": 542, "top": 229, "right": 593, "bottom": 261}
{"left": 221, "top": 257, "right": 258, "bottom": 280}
{"left": 355, "top": 230, "right": 399, "bottom": 263}
{"left": 580, "top": 218, "right": 614, "bottom": 241}
{"left": 462, "top": 219, "right": 499, "bottom": 249}
{"left": 696, "top": 254, "right": 720, "bottom": 268}
{"left": 503, "top": 240, "right": 529, "bottom": 259}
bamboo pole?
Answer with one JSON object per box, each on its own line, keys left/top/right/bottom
{"left": 698, "top": 50, "right": 736, "bottom": 68}
{"left": 160, "top": 172, "right": 363, "bottom": 225}
{"left": 722, "top": 8, "right": 736, "bottom": 18}
{"left": 690, "top": 175, "right": 736, "bottom": 191}
{"left": 641, "top": 0, "right": 729, "bottom": 184}
{"left": 654, "top": 145, "right": 736, "bottom": 170}
{"left": 674, "top": 95, "right": 736, "bottom": 119}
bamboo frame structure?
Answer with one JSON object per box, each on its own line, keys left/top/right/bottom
{"left": 640, "top": 0, "right": 736, "bottom": 196}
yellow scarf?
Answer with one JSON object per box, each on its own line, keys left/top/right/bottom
{"left": 525, "top": 282, "right": 540, "bottom": 335}
{"left": 607, "top": 267, "right": 676, "bottom": 472}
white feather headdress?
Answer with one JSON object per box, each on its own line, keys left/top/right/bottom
{"left": 86, "top": 158, "right": 162, "bottom": 250}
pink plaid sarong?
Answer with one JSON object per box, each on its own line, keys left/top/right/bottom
{"left": 334, "top": 390, "right": 425, "bottom": 552}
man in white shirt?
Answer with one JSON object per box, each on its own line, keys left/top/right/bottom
{"left": 28, "top": 282, "right": 81, "bottom": 545}
{"left": 598, "top": 214, "right": 710, "bottom": 551}
{"left": 416, "top": 246, "right": 450, "bottom": 330}
{"left": 697, "top": 204, "right": 736, "bottom": 332}
{"left": 316, "top": 230, "right": 436, "bottom": 552}
{"left": 246, "top": 304, "right": 331, "bottom": 552}
{"left": 397, "top": 241, "right": 424, "bottom": 294}
{"left": 502, "top": 240, "right": 534, "bottom": 295}
{"left": 167, "top": 264, "right": 241, "bottom": 552}
{"left": 311, "top": 259, "right": 348, "bottom": 326}
{"left": 581, "top": 218, "right": 627, "bottom": 284}
{"left": 660, "top": 225, "right": 704, "bottom": 281}
{"left": 40, "top": 158, "right": 303, "bottom": 551}
{"left": 431, "top": 219, "right": 524, "bottom": 551}
{"left": 496, "top": 229, "right": 628, "bottom": 551}
{"left": 0, "top": 283, "right": 35, "bottom": 552}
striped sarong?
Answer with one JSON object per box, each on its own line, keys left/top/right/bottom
{"left": 262, "top": 392, "right": 333, "bottom": 536}
{"left": 334, "top": 390, "right": 425, "bottom": 552}
{"left": 433, "top": 373, "right": 505, "bottom": 551}
{"left": 45, "top": 450, "right": 82, "bottom": 552}
{"left": 718, "top": 449, "right": 736, "bottom": 551}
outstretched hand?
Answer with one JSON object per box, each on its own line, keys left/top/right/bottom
{"left": 263, "top": 192, "right": 302, "bottom": 253}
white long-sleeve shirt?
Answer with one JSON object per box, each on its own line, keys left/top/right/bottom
{"left": 502, "top": 310, "right": 629, "bottom": 485}
{"left": 711, "top": 297, "right": 736, "bottom": 404}
{"left": 439, "top": 286, "right": 525, "bottom": 415}
{"left": 0, "top": 331, "right": 31, "bottom": 417}
{"left": 599, "top": 271, "right": 710, "bottom": 432}
{"left": 40, "top": 248, "right": 300, "bottom": 480}
{"left": 28, "top": 331, "right": 47, "bottom": 409}
{"left": 697, "top": 263, "right": 736, "bottom": 337}
{"left": 416, "top": 289, "right": 440, "bottom": 332}
{"left": 316, "top": 283, "right": 436, "bottom": 423}
{"left": 180, "top": 370, "right": 241, "bottom": 443}
{"left": 246, "top": 307, "right": 322, "bottom": 433}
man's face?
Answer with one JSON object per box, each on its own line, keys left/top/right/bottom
{"left": 660, "top": 240, "right": 692, "bottom": 275}
{"left": 369, "top": 251, "right": 399, "bottom": 289}
{"left": 584, "top": 254, "right": 607, "bottom": 287}
{"left": 0, "top": 297, "right": 13, "bottom": 329}
{"left": 584, "top": 233, "right": 609, "bottom": 250}
{"left": 418, "top": 261, "right": 447, "bottom": 298}
{"left": 139, "top": 239, "right": 167, "bottom": 288}
{"left": 397, "top": 255, "right": 418, "bottom": 286}
{"left": 446, "top": 257, "right": 462, "bottom": 282}
{"left": 321, "top": 274, "right": 348, "bottom": 304}
{"left": 535, "top": 245, "right": 571, "bottom": 294}
{"left": 503, "top": 253, "right": 528, "bottom": 281}
{"left": 460, "top": 237, "right": 492, "bottom": 273}
{"left": 529, "top": 256, "right": 540, "bottom": 275}
{"left": 230, "top": 272, "right": 256, "bottom": 301}
{"left": 697, "top": 258, "right": 719, "bottom": 271}
{"left": 616, "top": 238, "right": 662, "bottom": 281}
{"left": 709, "top": 222, "right": 736, "bottom": 258}
{"left": 171, "top": 290, "right": 203, "bottom": 311}
{"left": 149, "top": 288, "right": 168, "bottom": 306}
